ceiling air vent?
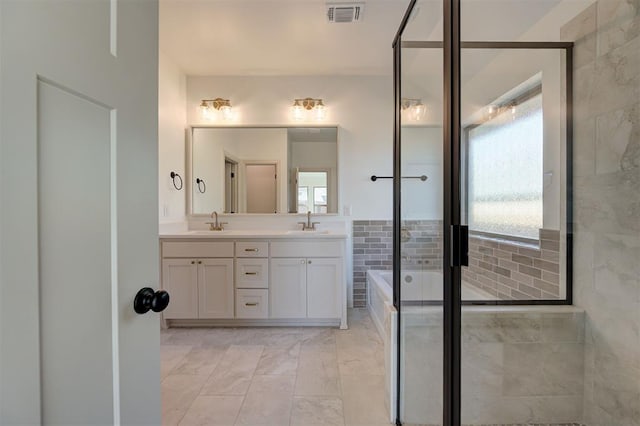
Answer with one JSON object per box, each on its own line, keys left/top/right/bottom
{"left": 326, "top": 3, "right": 364, "bottom": 23}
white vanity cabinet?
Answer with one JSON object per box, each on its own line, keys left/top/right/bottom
{"left": 160, "top": 235, "right": 347, "bottom": 329}
{"left": 270, "top": 241, "right": 344, "bottom": 321}
{"left": 161, "top": 242, "right": 234, "bottom": 319}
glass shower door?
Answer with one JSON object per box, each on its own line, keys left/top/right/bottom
{"left": 459, "top": 1, "right": 578, "bottom": 424}
{"left": 395, "top": 1, "right": 446, "bottom": 424}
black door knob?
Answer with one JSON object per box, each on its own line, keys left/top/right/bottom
{"left": 134, "top": 287, "right": 170, "bottom": 314}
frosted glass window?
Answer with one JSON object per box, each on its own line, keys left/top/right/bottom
{"left": 467, "top": 93, "right": 543, "bottom": 239}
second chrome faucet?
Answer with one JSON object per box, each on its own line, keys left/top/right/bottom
{"left": 206, "top": 211, "right": 228, "bottom": 231}
{"left": 298, "top": 211, "right": 320, "bottom": 231}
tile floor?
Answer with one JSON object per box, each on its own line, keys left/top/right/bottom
{"left": 161, "top": 308, "right": 391, "bottom": 426}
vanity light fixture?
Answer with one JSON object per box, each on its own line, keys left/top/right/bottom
{"left": 291, "top": 98, "right": 327, "bottom": 121}
{"left": 200, "top": 98, "right": 233, "bottom": 121}
{"left": 401, "top": 98, "right": 426, "bottom": 121}
{"left": 485, "top": 101, "right": 517, "bottom": 121}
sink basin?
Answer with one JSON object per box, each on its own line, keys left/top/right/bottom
{"left": 187, "top": 230, "right": 232, "bottom": 235}
{"left": 285, "top": 230, "right": 330, "bottom": 235}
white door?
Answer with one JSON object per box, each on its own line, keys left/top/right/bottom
{"left": 270, "top": 258, "right": 307, "bottom": 318}
{"left": 0, "top": 1, "right": 160, "bottom": 424}
{"left": 245, "top": 163, "right": 277, "bottom": 213}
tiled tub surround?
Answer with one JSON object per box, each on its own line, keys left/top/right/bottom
{"left": 352, "top": 220, "right": 443, "bottom": 307}
{"left": 463, "top": 229, "right": 562, "bottom": 300}
{"left": 562, "top": 0, "right": 640, "bottom": 424}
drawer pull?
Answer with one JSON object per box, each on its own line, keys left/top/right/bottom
{"left": 245, "top": 272, "right": 258, "bottom": 275}
{"left": 245, "top": 302, "right": 259, "bottom": 307}
{"left": 244, "top": 248, "right": 259, "bottom": 252}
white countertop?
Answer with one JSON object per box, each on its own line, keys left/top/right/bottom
{"left": 159, "top": 229, "right": 348, "bottom": 239}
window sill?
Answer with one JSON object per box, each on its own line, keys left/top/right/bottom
{"left": 469, "top": 231, "right": 540, "bottom": 250}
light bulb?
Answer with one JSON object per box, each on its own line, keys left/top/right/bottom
{"left": 412, "top": 102, "right": 426, "bottom": 121}
{"left": 292, "top": 101, "right": 304, "bottom": 121}
{"left": 314, "top": 100, "right": 326, "bottom": 121}
{"left": 220, "top": 105, "right": 232, "bottom": 121}
{"left": 200, "top": 101, "right": 214, "bottom": 121}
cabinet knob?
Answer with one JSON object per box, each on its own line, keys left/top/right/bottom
{"left": 133, "top": 287, "right": 170, "bottom": 314}
{"left": 198, "top": 261, "right": 202, "bottom": 264}
{"left": 191, "top": 261, "right": 195, "bottom": 264}
{"left": 308, "top": 260, "right": 312, "bottom": 264}
{"left": 300, "top": 259, "right": 305, "bottom": 264}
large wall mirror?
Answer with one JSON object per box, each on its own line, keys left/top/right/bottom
{"left": 190, "top": 126, "right": 338, "bottom": 215}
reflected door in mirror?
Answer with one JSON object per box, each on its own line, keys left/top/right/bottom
{"left": 246, "top": 163, "right": 277, "bottom": 213}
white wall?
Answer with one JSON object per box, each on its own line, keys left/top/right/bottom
{"left": 186, "top": 76, "right": 394, "bottom": 220}
{"left": 401, "top": 126, "right": 443, "bottom": 219}
{"left": 158, "top": 51, "right": 187, "bottom": 224}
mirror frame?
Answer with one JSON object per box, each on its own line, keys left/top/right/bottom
{"left": 186, "top": 125, "right": 341, "bottom": 217}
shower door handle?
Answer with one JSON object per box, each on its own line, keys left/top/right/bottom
{"left": 450, "top": 225, "right": 469, "bottom": 267}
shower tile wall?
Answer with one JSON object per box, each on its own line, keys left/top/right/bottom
{"left": 402, "top": 309, "right": 585, "bottom": 425}
{"left": 352, "top": 220, "right": 442, "bottom": 307}
{"left": 463, "top": 229, "right": 562, "bottom": 300}
{"left": 562, "top": 0, "right": 640, "bottom": 424}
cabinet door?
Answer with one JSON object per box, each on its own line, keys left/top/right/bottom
{"left": 270, "top": 258, "right": 307, "bottom": 318}
{"left": 198, "top": 258, "right": 234, "bottom": 319}
{"left": 162, "top": 259, "right": 198, "bottom": 319}
{"left": 306, "top": 258, "right": 342, "bottom": 318}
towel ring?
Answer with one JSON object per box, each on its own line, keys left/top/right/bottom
{"left": 170, "top": 171, "right": 183, "bottom": 190}
{"left": 196, "top": 178, "right": 206, "bottom": 193}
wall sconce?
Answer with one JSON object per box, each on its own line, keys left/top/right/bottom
{"left": 485, "top": 101, "right": 517, "bottom": 120}
{"left": 291, "top": 98, "right": 326, "bottom": 121}
{"left": 200, "top": 98, "right": 233, "bottom": 121}
{"left": 401, "top": 98, "right": 426, "bottom": 121}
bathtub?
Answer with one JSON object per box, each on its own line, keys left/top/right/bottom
{"left": 367, "top": 270, "right": 492, "bottom": 337}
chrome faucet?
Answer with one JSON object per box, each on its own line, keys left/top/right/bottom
{"left": 206, "top": 211, "right": 228, "bottom": 231}
{"left": 298, "top": 211, "right": 320, "bottom": 231}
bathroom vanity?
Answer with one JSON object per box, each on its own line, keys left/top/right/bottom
{"left": 159, "top": 230, "right": 348, "bottom": 329}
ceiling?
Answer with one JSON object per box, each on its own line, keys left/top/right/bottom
{"left": 160, "top": 0, "right": 411, "bottom": 76}
{"left": 159, "top": 0, "right": 592, "bottom": 77}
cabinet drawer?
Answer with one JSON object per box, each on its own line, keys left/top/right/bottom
{"left": 235, "top": 258, "right": 269, "bottom": 289}
{"left": 235, "top": 242, "right": 269, "bottom": 257}
{"left": 162, "top": 242, "right": 233, "bottom": 258}
{"left": 235, "top": 289, "right": 268, "bottom": 319}
{"left": 270, "top": 241, "right": 343, "bottom": 258}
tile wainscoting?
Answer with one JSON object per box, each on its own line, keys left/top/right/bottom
{"left": 463, "top": 230, "right": 562, "bottom": 300}
{"left": 353, "top": 220, "right": 561, "bottom": 306}
{"left": 352, "top": 220, "right": 443, "bottom": 307}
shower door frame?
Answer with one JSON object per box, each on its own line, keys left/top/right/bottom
{"left": 392, "top": 0, "right": 574, "bottom": 424}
